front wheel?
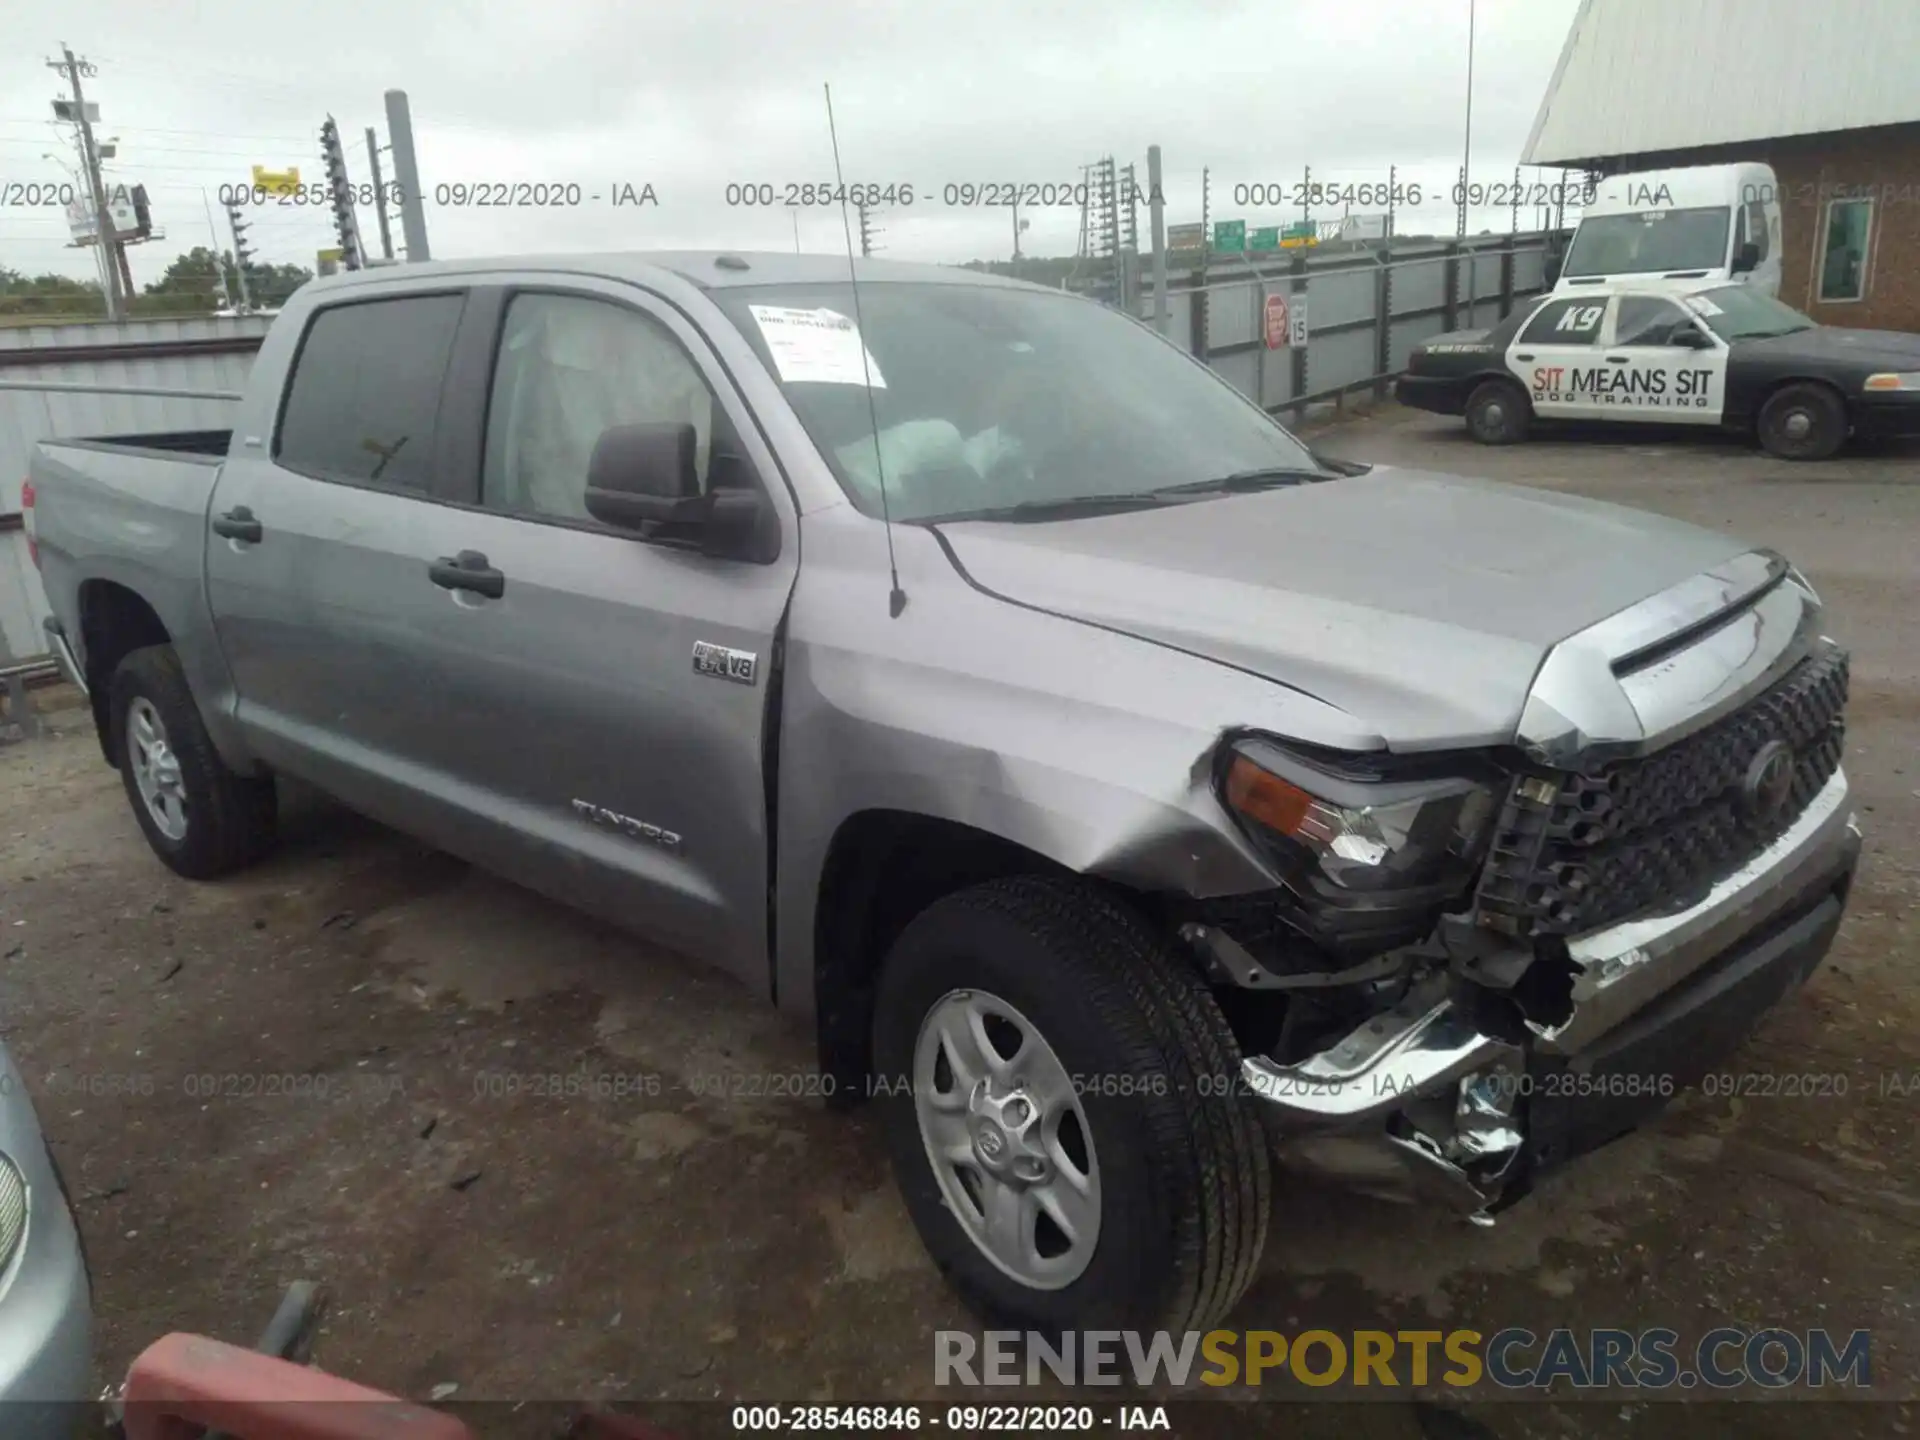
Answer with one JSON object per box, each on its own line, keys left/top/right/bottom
{"left": 1464, "top": 379, "right": 1531, "bottom": 445}
{"left": 872, "top": 876, "right": 1271, "bottom": 1332}
{"left": 1757, "top": 383, "right": 1847, "bottom": 460}
{"left": 109, "top": 644, "right": 276, "bottom": 879}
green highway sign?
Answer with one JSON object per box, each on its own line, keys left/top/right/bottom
{"left": 1213, "top": 218, "right": 1246, "bottom": 252}
{"left": 1249, "top": 226, "right": 1280, "bottom": 251}
{"left": 1281, "top": 220, "right": 1316, "bottom": 240}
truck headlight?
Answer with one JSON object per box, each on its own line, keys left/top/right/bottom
{"left": 1863, "top": 372, "right": 1920, "bottom": 392}
{"left": 1221, "top": 738, "right": 1501, "bottom": 926}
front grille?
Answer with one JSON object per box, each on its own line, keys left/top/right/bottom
{"left": 1477, "top": 646, "right": 1848, "bottom": 937}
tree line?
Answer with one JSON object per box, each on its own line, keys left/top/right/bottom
{"left": 0, "top": 248, "right": 315, "bottom": 322}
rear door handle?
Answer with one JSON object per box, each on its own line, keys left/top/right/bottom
{"left": 1514, "top": 352, "right": 1534, "bottom": 362}
{"left": 211, "top": 505, "right": 262, "bottom": 543}
{"left": 429, "top": 549, "right": 505, "bottom": 599}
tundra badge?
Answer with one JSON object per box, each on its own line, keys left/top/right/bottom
{"left": 571, "top": 800, "right": 683, "bottom": 853}
{"left": 692, "top": 640, "right": 758, "bottom": 686}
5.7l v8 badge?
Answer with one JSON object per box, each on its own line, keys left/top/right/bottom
{"left": 691, "top": 640, "right": 758, "bottom": 686}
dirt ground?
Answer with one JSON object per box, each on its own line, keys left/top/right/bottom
{"left": 2, "top": 408, "right": 1917, "bottom": 1439}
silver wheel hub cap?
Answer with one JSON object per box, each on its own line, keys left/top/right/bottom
{"left": 127, "top": 698, "right": 188, "bottom": 841}
{"left": 1783, "top": 410, "right": 1812, "bottom": 440}
{"left": 913, "top": 989, "right": 1101, "bottom": 1290}
{"left": 1483, "top": 401, "right": 1505, "bottom": 426}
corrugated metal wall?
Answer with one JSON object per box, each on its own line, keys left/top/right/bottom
{"left": 0, "top": 315, "right": 267, "bottom": 661}
{"left": 1145, "top": 232, "right": 1560, "bottom": 412}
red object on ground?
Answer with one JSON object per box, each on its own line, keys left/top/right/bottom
{"left": 121, "top": 1332, "right": 475, "bottom": 1440}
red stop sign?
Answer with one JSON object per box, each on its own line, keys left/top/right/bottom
{"left": 1263, "top": 292, "right": 1289, "bottom": 349}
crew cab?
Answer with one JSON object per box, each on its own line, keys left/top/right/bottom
{"left": 1398, "top": 281, "right": 1920, "bottom": 459}
{"left": 26, "top": 253, "right": 1861, "bottom": 1333}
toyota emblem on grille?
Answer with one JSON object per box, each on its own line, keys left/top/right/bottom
{"left": 1741, "top": 740, "right": 1796, "bottom": 822}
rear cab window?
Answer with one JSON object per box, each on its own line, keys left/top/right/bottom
{"left": 275, "top": 294, "right": 466, "bottom": 491}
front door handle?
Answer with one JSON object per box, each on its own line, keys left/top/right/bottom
{"left": 429, "top": 549, "right": 505, "bottom": 599}
{"left": 1605, "top": 354, "right": 1630, "bottom": 363}
{"left": 211, "top": 505, "right": 262, "bottom": 543}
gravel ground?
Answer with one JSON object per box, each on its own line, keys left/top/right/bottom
{"left": 1, "top": 407, "right": 1915, "bottom": 1439}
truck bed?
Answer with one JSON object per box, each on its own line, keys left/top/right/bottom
{"left": 50, "top": 429, "right": 232, "bottom": 459}
{"left": 29, "top": 434, "right": 232, "bottom": 700}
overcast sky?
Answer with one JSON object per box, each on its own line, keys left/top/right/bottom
{"left": 2, "top": 0, "right": 1581, "bottom": 291}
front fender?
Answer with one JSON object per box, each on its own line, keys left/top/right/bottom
{"left": 771, "top": 516, "right": 1370, "bottom": 1019}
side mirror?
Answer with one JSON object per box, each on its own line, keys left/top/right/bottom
{"left": 1732, "top": 241, "right": 1760, "bottom": 274}
{"left": 1670, "top": 323, "right": 1713, "bottom": 350}
{"left": 583, "top": 421, "right": 777, "bottom": 562}
{"left": 584, "top": 421, "right": 701, "bottom": 528}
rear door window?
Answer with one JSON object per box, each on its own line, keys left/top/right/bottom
{"left": 1519, "top": 298, "right": 1607, "bottom": 345}
{"left": 276, "top": 294, "right": 466, "bottom": 491}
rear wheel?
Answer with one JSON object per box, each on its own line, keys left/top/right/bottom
{"left": 872, "top": 876, "right": 1271, "bottom": 1332}
{"left": 1464, "top": 379, "right": 1531, "bottom": 445}
{"left": 1758, "top": 382, "right": 1846, "bottom": 460}
{"left": 109, "top": 644, "right": 276, "bottom": 879}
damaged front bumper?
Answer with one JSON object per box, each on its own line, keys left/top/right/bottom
{"left": 1238, "top": 767, "right": 1863, "bottom": 1218}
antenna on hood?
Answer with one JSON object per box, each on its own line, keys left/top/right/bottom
{"left": 823, "top": 82, "right": 906, "bottom": 618}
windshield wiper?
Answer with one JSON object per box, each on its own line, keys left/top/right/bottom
{"left": 1152, "top": 465, "right": 1336, "bottom": 496}
{"left": 927, "top": 466, "right": 1337, "bottom": 524}
{"left": 929, "top": 492, "right": 1184, "bottom": 523}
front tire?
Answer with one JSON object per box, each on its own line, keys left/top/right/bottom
{"left": 109, "top": 644, "right": 276, "bottom": 879}
{"left": 1757, "top": 382, "right": 1847, "bottom": 460}
{"left": 1464, "top": 378, "right": 1531, "bottom": 445}
{"left": 872, "top": 876, "right": 1271, "bottom": 1332}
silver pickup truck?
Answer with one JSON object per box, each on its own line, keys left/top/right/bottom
{"left": 25, "top": 253, "right": 1861, "bottom": 1333}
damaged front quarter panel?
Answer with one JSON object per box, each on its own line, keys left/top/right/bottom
{"left": 770, "top": 513, "right": 1381, "bottom": 1018}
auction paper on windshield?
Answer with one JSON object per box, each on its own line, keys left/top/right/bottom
{"left": 749, "top": 306, "right": 887, "bottom": 388}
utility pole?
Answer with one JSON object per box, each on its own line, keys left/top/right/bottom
{"left": 857, "top": 200, "right": 881, "bottom": 258}
{"left": 319, "top": 117, "right": 365, "bottom": 269}
{"left": 1146, "top": 144, "right": 1168, "bottom": 335}
{"left": 1459, "top": 0, "right": 1477, "bottom": 237}
{"left": 383, "top": 90, "right": 431, "bottom": 261}
{"left": 224, "top": 201, "right": 254, "bottom": 311}
{"left": 364, "top": 127, "right": 395, "bottom": 261}
{"left": 1011, "top": 193, "right": 1021, "bottom": 260}
{"left": 201, "top": 190, "right": 232, "bottom": 308}
{"left": 46, "top": 45, "right": 123, "bottom": 319}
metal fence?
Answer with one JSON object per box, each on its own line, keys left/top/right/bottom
{"left": 1140, "top": 230, "right": 1565, "bottom": 418}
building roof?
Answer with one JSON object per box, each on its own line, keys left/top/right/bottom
{"left": 1523, "top": 0, "right": 1920, "bottom": 167}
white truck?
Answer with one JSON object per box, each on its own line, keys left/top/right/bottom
{"left": 1554, "top": 162, "right": 1782, "bottom": 297}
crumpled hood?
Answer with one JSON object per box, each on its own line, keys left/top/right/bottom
{"left": 936, "top": 467, "right": 1752, "bottom": 751}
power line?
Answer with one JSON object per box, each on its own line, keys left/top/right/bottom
{"left": 0, "top": 119, "right": 319, "bottom": 146}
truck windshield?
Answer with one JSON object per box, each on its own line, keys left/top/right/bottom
{"left": 1684, "top": 286, "right": 1816, "bottom": 341}
{"left": 1564, "top": 206, "right": 1732, "bottom": 277}
{"left": 712, "top": 280, "right": 1324, "bottom": 522}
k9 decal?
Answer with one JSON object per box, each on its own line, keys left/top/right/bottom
{"left": 1555, "top": 304, "right": 1605, "bottom": 334}
{"left": 691, "top": 640, "right": 758, "bottom": 685}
